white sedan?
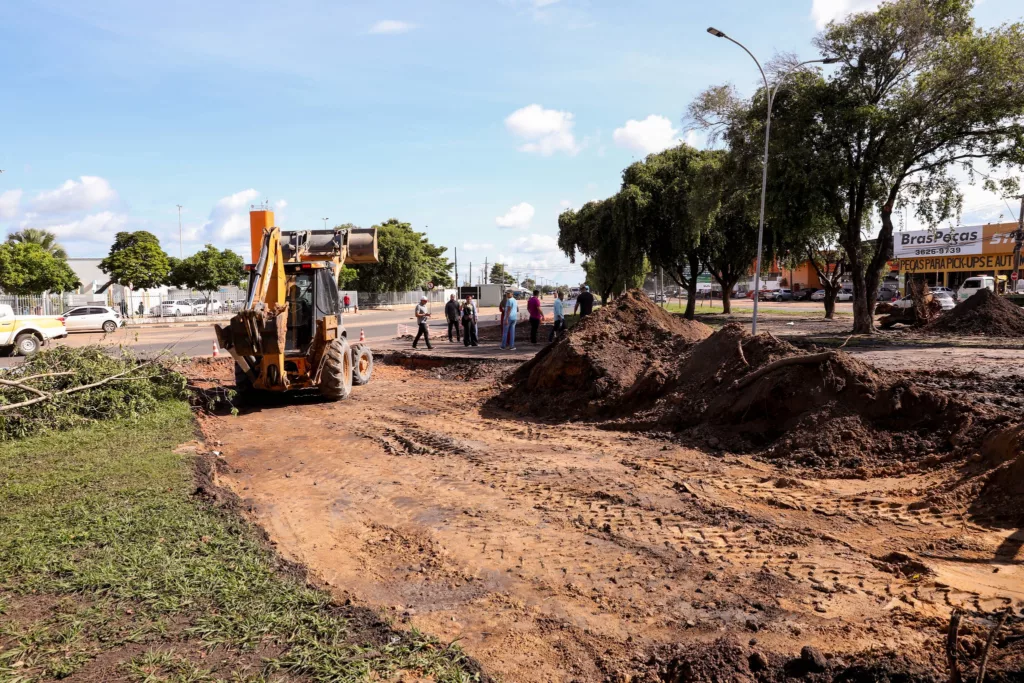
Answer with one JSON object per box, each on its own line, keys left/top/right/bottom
{"left": 810, "top": 289, "right": 853, "bottom": 302}
{"left": 158, "top": 300, "right": 195, "bottom": 316}
{"left": 61, "top": 306, "right": 123, "bottom": 333}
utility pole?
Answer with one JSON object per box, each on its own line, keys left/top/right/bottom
{"left": 484, "top": 258, "right": 488, "bottom": 286}
{"left": 1014, "top": 195, "right": 1024, "bottom": 290}
{"left": 176, "top": 204, "right": 183, "bottom": 258}
{"left": 322, "top": 217, "right": 329, "bottom": 229}
{"left": 469, "top": 262, "right": 472, "bottom": 286}
{"left": 454, "top": 247, "right": 458, "bottom": 290}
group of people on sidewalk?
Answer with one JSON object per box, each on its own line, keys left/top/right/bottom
{"left": 411, "top": 286, "right": 596, "bottom": 351}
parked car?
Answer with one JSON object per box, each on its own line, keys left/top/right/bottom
{"left": 810, "top": 289, "right": 827, "bottom": 301}
{"left": 957, "top": 276, "right": 995, "bottom": 302}
{"left": 772, "top": 289, "right": 794, "bottom": 301}
{"left": 930, "top": 286, "right": 955, "bottom": 295}
{"left": 61, "top": 306, "right": 123, "bottom": 333}
{"left": 893, "top": 291, "right": 956, "bottom": 312}
{"left": 793, "top": 288, "right": 816, "bottom": 301}
{"left": 190, "top": 298, "right": 221, "bottom": 314}
{"left": 836, "top": 289, "right": 854, "bottom": 302}
{"left": 158, "top": 300, "right": 195, "bottom": 316}
{"left": 0, "top": 304, "right": 66, "bottom": 356}
{"left": 877, "top": 287, "right": 900, "bottom": 302}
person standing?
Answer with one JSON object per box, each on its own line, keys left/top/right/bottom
{"left": 412, "top": 295, "right": 432, "bottom": 349}
{"left": 500, "top": 291, "right": 518, "bottom": 350}
{"left": 444, "top": 293, "right": 462, "bottom": 343}
{"left": 574, "top": 285, "right": 595, "bottom": 319}
{"left": 549, "top": 290, "right": 566, "bottom": 342}
{"left": 461, "top": 297, "right": 478, "bottom": 346}
{"left": 527, "top": 289, "right": 545, "bottom": 344}
{"left": 343, "top": 293, "right": 351, "bottom": 312}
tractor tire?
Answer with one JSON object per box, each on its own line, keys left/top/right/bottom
{"left": 233, "top": 362, "right": 254, "bottom": 398}
{"left": 351, "top": 343, "right": 373, "bottom": 386}
{"left": 319, "top": 338, "right": 353, "bottom": 401}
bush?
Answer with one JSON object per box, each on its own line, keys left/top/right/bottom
{"left": 0, "top": 345, "right": 187, "bottom": 440}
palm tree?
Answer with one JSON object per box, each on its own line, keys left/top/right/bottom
{"left": 6, "top": 228, "right": 68, "bottom": 259}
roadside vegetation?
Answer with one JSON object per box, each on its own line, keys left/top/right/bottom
{"left": 0, "top": 383, "right": 482, "bottom": 681}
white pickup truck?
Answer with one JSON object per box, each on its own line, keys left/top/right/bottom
{"left": 0, "top": 304, "right": 67, "bottom": 355}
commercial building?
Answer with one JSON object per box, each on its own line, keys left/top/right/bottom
{"left": 894, "top": 222, "right": 1020, "bottom": 289}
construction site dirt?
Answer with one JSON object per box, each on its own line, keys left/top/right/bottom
{"left": 186, "top": 303, "right": 1024, "bottom": 682}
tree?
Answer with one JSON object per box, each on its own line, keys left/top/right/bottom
{"left": 766, "top": 0, "right": 1024, "bottom": 332}
{"left": 690, "top": 149, "right": 765, "bottom": 315}
{"left": 99, "top": 231, "right": 171, "bottom": 291}
{"left": 0, "top": 242, "right": 80, "bottom": 295}
{"left": 618, "top": 146, "right": 711, "bottom": 319}
{"left": 521, "top": 277, "right": 536, "bottom": 291}
{"left": 6, "top": 229, "right": 68, "bottom": 260}
{"left": 167, "top": 245, "right": 245, "bottom": 307}
{"left": 349, "top": 219, "right": 453, "bottom": 292}
{"left": 489, "top": 263, "right": 515, "bottom": 285}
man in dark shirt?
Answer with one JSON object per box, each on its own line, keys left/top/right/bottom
{"left": 574, "top": 286, "right": 595, "bottom": 318}
{"left": 444, "top": 294, "right": 461, "bottom": 343}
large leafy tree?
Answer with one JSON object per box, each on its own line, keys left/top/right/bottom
{"left": 350, "top": 219, "right": 453, "bottom": 292}
{"left": 167, "top": 245, "right": 245, "bottom": 306}
{"left": 6, "top": 229, "right": 68, "bottom": 260}
{"left": 766, "top": 0, "right": 1024, "bottom": 332}
{"left": 489, "top": 263, "right": 515, "bottom": 285}
{"left": 99, "top": 231, "right": 171, "bottom": 291}
{"left": 0, "top": 242, "right": 80, "bottom": 295}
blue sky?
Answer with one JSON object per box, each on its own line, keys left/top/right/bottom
{"left": 1, "top": 0, "right": 1020, "bottom": 286}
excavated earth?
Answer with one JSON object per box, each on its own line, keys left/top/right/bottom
{"left": 185, "top": 331, "right": 1024, "bottom": 681}
{"left": 925, "top": 289, "right": 1024, "bottom": 337}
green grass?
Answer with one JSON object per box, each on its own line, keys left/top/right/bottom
{"left": 0, "top": 401, "right": 482, "bottom": 682}
{"left": 662, "top": 302, "right": 853, "bottom": 317}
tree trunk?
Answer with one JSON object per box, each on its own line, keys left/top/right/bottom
{"left": 823, "top": 290, "right": 837, "bottom": 319}
{"left": 684, "top": 251, "right": 702, "bottom": 320}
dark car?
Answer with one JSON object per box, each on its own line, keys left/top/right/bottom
{"left": 793, "top": 288, "right": 816, "bottom": 301}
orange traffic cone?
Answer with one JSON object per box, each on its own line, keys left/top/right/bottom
{"left": 359, "top": 328, "right": 365, "bottom": 342}
{"left": 212, "top": 340, "right": 220, "bottom": 358}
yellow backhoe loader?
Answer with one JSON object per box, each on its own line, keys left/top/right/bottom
{"left": 214, "top": 209, "right": 378, "bottom": 399}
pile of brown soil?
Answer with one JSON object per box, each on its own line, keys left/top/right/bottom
{"left": 622, "top": 323, "right": 1000, "bottom": 472}
{"left": 925, "top": 288, "right": 1024, "bottom": 336}
{"left": 501, "top": 290, "right": 712, "bottom": 414}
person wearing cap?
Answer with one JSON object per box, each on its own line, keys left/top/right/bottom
{"left": 412, "top": 296, "right": 433, "bottom": 349}
{"left": 574, "top": 285, "right": 595, "bottom": 318}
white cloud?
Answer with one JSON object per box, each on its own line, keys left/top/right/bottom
{"left": 507, "top": 233, "right": 558, "bottom": 254}
{"left": 505, "top": 104, "right": 580, "bottom": 156}
{"left": 463, "top": 241, "right": 494, "bottom": 251}
{"left": 274, "top": 199, "right": 287, "bottom": 210}
{"left": 32, "top": 176, "right": 116, "bottom": 214}
{"left": 369, "top": 20, "right": 415, "bottom": 34}
{"left": 203, "top": 189, "right": 260, "bottom": 241}
{"left": 495, "top": 202, "right": 535, "bottom": 229}
{"left": 43, "top": 211, "right": 129, "bottom": 242}
{"left": 533, "top": 0, "right": 561, "bottom": 6}
{"left": 0, "top": 189, "right": 22, "bottom": 220}
{"left": 613, "top": 115, "right": 680, "bottom": 155}
{"left": 811, "top": 0, "right": 881, "bottom": 29}
{"left": 559, "top": 199, "right": 573, "bottom": 210}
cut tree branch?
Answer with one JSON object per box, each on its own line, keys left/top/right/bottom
{"left": 731, "top": 352, "right": 837, "bottom": 391}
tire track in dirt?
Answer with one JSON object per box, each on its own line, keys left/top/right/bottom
{"left": 199, "top": 363, "right": 1023, "bottom": 682}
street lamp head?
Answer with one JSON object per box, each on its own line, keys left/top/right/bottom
{"left": 706, "top": 27, "right": 726, "bottom": 38}
{"left": 822, "top": 56, "right": 841, "bottom": 64}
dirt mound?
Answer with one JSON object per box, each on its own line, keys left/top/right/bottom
{"left": 501, "top": 290, "right": 712, "bottom": 414}
{"left": 925, "top": 288, "right": 1024, "bottom": 336}
{"left": 622, "top": 324, "right": 1006, "bottom": 474}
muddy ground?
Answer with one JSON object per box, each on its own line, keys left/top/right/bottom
{"left": 187, "top": 346, "right": 1024, "bottom": 683}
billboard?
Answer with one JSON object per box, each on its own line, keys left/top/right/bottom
{"left": 893, "top": 226, "right": 984, "bottom": 258}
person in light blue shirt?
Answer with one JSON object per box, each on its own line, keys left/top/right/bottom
{"left": 501, "top": 290, "right": 518, "bottom": 350}
{"left": 549, "top": 290, "right": 566, "bottom": 342}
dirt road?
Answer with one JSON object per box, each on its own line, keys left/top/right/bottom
{"left": 195, "top": 356, "right": 1024, "bottom": 682}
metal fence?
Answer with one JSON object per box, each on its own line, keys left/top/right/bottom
{"left": 356, "top": 289, "right": 450, "bottom": 308}
{"left": 0, "top": 294, "right": 66, "bottom": 316}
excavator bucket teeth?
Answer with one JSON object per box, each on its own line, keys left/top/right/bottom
{"left": 229, "top": 314, "right": 260, "bottom": 357}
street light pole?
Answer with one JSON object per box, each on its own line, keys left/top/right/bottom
{"left": 176, "top": 204, "right": 183, "bottom": 258}
{"left": 322, "top": 217, "right": 329, "bottom": 230}
{"left": 707, "top": 27, "right": 836, "bottom": 334}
